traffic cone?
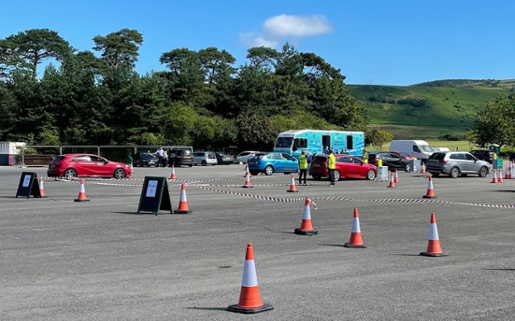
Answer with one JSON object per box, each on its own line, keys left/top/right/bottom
{"left": 170, "top": 165, "right": 177, "bottom": 179}
{"left": 498, "top": 169, "right": 504, "bottom": 183}
{"left": 421, "top": 163, "right": 426, "bottom": 174}
{"left": 174, "top": 183, "right": 192, "bottom": 214}
{"left": 422, "top": 175, "right": 436, "bottom": 199}
{"left": 490, "top": 169, "right": 498, "bottom": 183}
{"left": 505, "top": 164, "right": 512, "bottom": 179}
{"left": 420, "top": 213, "right": 444, "bottom": 257}
{"left": 287, "top": 174, "right": 298, "bottom": 192}
{"left": 74, "top": 179, "right": 89, "bottom": 202}
{"left": 387, "top": 171, "right": 396, "bottom": 188}
{"left": 344, "top": 208, "right": 366, "bottom": 248}
{"left": 38, "top": 176, "right": 48, "bottom": 198}
{"left": 243, "top": 162, "right": 250, "bottom": 177}
{"left": 294, "top": 198, "right": 318, "bottom": 235}
{"left": 242, "top": 171, "right": 253, "bottom": 188}
{"left": 394, "top": 169, "right": 399, "bottom": 183}
{"left": 227, "top": 243, "right": 273, "bottom": 314}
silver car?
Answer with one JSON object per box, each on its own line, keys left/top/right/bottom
{"left": 426, "top": 151, "right": 490, "bottom": 178}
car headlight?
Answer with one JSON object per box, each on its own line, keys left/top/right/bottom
{"left": 125, "top": 164, "right": 131, "bottom": 169}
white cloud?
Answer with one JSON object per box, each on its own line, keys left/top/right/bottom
{"left": 240, "top": 14, "right": 332, "bottom": 48}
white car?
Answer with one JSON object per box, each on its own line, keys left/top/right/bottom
{"left": 235, "top": 151, "right": 260, "bottom": 164}
{"left": 193, "top": 151, "right": 217, "bottom": 166}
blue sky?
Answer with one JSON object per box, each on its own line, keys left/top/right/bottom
{"left": 1, "top": 0, "right": 514, "bottom": 85}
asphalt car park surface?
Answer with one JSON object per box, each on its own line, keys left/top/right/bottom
{"left": 1, "top": 164, "right": 515, "bottom": 321}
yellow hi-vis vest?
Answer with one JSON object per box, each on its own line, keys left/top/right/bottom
{"left": 327, "top": 154, "right": 336, "bottom": 169}
{"left": 299, "top": 155, "right": 308, "bottom": 169}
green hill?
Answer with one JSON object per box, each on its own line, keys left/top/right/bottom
{"left": 348, "top": 79, "right": 514, "bottom": 139}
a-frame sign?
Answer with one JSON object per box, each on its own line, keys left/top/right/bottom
{"left": 137, "top": 176, "right": 173, "bottom": 215}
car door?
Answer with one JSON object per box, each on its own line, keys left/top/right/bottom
{"left": 71, "top": 155, "right": 94, "bottom": 176}
{"left": 282, "top": 153, "right": 298, "bottom": 172}
{"left": 193, "top": 152, "right": 201, "bottom": 165}
{"left": 464, "top": 153, "right": 479, "bottom": 173}
{"left": 89, "top": 156, "right": 112, "bottom": 176}
{"left": 337, "top": 156, "right": 353, "bottom": 178}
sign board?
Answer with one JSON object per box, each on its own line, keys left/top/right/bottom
{"left": 137, "top": 176, "right": 172, "bottom": 215}
{"left": 15, "top": 172, "right": 42, "bottom": 199}
{"left": 377, "top": 166, "right": 389, "bottom": 181}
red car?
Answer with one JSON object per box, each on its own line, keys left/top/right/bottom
{"left": 309, "top": 154, "right": 378, "bottom": 181}
{"left": 47, "top": 153, "right": 133, "bottom": 179}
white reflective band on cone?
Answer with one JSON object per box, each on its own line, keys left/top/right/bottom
{"left": 428, "top": 223, "right": 439, "bottom": 240}
{"left": 241, "top": 260, "right": 258, "bottom": 287}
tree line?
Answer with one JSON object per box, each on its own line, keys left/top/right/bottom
{"left": 0, "top": 28, "right": 370, "bottom": 151}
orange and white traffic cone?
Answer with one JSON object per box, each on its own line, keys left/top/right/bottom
{"left": 387, "top": 171, "right": 396, "bottom": 188}
{"left": 287, "top": 174, "right": 298, "bottom": 192}
{"left": 74, "top": 179, "right": 89, "bottom": 202}
{"left": 498, "top": 169, "right": 504, "bottom": 183}
{"left": 422, "top": 175, "right": 436, "bottom": 199}
{"left": 420, "top": 213, "right": 444, "bottom": 257}
{"left": 490, "top": 169, "right": 498, "bottom": 183}
{"left": 505, "top": 164, "right": 512, "bottom": 179}
{"left": 294, "top": 197, "right": 318, "bottom": 235}
{"left": 39, "top": 176, "right": 48, "bottom": 198}
{"left": 242, "top": 171, "right": 253, "bottom": 188}
{"left": 227, "top": 243, "right": 273, "bottom": 314}
{"left": 243, "top": 162, "right": 250, "bottom": 177}
{"left": 170, "top": 165, "right": 177, "bottom": 179}
{"left": 344, "top": 208, "right": 366, "bottom": 248}
{"left": 394, "top": 169, "right": 399, "bottom": 183}
{"left": 421, "top": 163, "right": 426, "bottom": 174}
{"left": 174, "top": 183, "right": 192, "bottom": 214}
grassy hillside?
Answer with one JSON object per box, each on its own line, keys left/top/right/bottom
{"left": 348, "top": 80, "right": 512, "bottom": 139}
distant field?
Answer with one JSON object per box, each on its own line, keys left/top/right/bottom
{"left": 370, "top": 124, "right": 465, "bottom": 140}
{"left": 380, "top": 140, "right": 473, "bottom": 152}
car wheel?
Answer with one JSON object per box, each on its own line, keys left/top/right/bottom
{"left": 430, "top": 172, "right": 440, "bottom": 177}
{"left": 201, "top": 160, "right": 207, "bottom": 166}
{"left": 450, "top": 167, "right": 460, "bottom": 178}
{"left": 334, "top": 170, "right": 341, "bottom": 181}
{"left": 478, "top": 166, "right": 488, "bottom": 178}
{"left": 64, "top": 168, "right": 77, "bottom": 180}
{"left": 113, "top": 168, "right": 126, "bottom": 179}
{"left": 312, "top": 175, "right": 321, "bottom": 180}
{"left": 265, "top": 165, "right": 274, "bottom": 176}
{"left": 405, "top": 163, "right": 410, "bottom": 172}
{"left": 250, "top": 171, "right": 258, "bottom": 176}
{"left": 211, "top": 164, "right": 216, "bottom": 166}
{"left": 366, "top": 169, "right": 376, "bottom": 180}
{"left": 189, "top": 165, "right": 193, "bottom": 167}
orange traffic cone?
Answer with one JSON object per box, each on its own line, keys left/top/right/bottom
{"left": 490, "top": 169, "right": 498, "bottom": 183}
{"left": 38, "top": 176, "right": 48, "bottom": 198}
{"left": 421, "top": 162, "right": 426, "bottom": 174}
{"left": 170, "top": 165, "right": 177, "bottom": 179}
{"left": 74, "top": 179, "right": 89, "bottom": 202}
{"left": 394, "top": 169, "right": 399, "bottom": 183}
{"left": 242, "top": 171, "right": 253, "bottom": 188}
{"left": 344, "top": 208, "right": 366, "bottom": 248}
{"left": 420, "top": 213, "right": 444, "bottom": 257}
{"left": 422, "top": 175, "right": 436, "bottom": 199}
{"left": 498, "top": 169, "right": 504, "bottom": 183}
{"left": 287, "top": 174, "right": 298, "bottom": 192}
{"left": 243, "top": 162, "right": 250, "bottom": 177}
{"left": 387, "top": 171, "right": 396, "bottom": 188}
{"left": 227, "top": 243, "right": 273, "bottom": 314}
{"left": 174, "top": 183, "right": 192, "bottom": 214}
{"left": 505, "top": 164, "right": 512, "bottom": 179}
{"left": 294, "top": 198, "right": 318, "bottom": 235}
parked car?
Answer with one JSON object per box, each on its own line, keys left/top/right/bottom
{"left": 193, "top": 151, "right": 217, "bottom": 166}
{"left": 47, "top": 153, "right": 132, "bottom": 179}
{"left": 390, "top": 151, "right": 414, "bottom": 160}
{"left": 470, "top": 149, "right": 494, "bottom": 164}
{"left": 235, "top": 151, "right": 260, "bottom": 164}
{"left": 426, "top": 151, "right": 490, "bottom": 178}
{"left": 248, "top": 152, "right": 299, "bottom": 176}
{"left": 309, "top": 154, "right": 377, "bottom": 181}
{"left": 368, "top": 152, "right": 411, "bottom": 172}
{"left": 133, "top": 152, "right": 159, "bottom": 167}
{"left": 168, "top": 148, "right": 194, "bottom": 167}
{"left": 214, "top": 152, "right": 234, "bottom": 165}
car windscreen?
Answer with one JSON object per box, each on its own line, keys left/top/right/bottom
{"left": 419, "top": 145, "right": 433, "bottom": 153}
{"left": 313, "top": 156, "right": 327, "bottom": 163}
{"left": 275, "top": 137, "right": 293, "bottom": 148}
{"left": 51, "top": 156, "right": 66, "bottom": 162}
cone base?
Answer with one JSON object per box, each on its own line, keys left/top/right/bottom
{"left": 420, "top": 252, "right": 447, "bottom": 257}
{"left": 173, "top": 209, "right": 192, "bottom": 214}
{"left": 242, "top": 185, "right": 253, "bottom": 188}
{"left": 227, "top": 303, "right": 273, "bottom": 314}
{"left": 387, "top": 186, "right": 396, "bottom": 188}
{"left": 422, "top": 195, "right": 437, "bottom": 199}
{"left": 294, "top": 228, "right": 318, "bottom": 235}
{"left": 287, "top": 189, "right": 298, "bottom": 192}
{"left": 39, "top": 196, "right": 48, "bottom": 198}
{"left": 344, "top": 243, "right": 367, "bottom": 248}
{"left": 74, "top": 199, "right": 90, "bottom": 202}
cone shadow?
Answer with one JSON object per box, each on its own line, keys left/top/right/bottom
{"left": 319, "top": 243, "right": 345, "bottom": 247}
{"left": 185, "top": 307, "right": 228, "bottom": 311}
{"left": 389, "top": 254, "right": 425, "bottom": 257}
{"left": 484, "top": 268, "right": 515, "bottom": 271}
{"left": 111, "top": 211, "right": 153, "bottom": 215}
{"left": 491, "top": 190, "right": 515, "bottom": 193}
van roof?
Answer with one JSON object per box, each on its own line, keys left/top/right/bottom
{"left": 278, "top": 129, "right": 363, "bottom": 136}
{"left": 391, "top": 140, "right": 429, "bottom": 144}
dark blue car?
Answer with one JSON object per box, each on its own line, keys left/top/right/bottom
{"left": 248, "top": 152, "right": 299, "bottom": 176}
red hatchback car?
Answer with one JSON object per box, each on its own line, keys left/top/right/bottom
{"left": 308, "top": 154, "right": 378, "bottom": 181}
{"left": 47, "top": 154, "right": 133, "bottom": 179}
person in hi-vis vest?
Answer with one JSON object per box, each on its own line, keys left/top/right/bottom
{"left": 327, "top": 150, "right": 336, "bottom": 186}
{"left": 298, "top": 150, "right": 308, "bottom": 186}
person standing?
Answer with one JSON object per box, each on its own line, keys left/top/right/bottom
{"left": 362, "top": 148, "right": 369, "bottom": 164}
{"left": 162, "top": 149, "right": 168, "bottom": 167}
{"left": 298, "top": 150, "right": 308, "bottom": 186}
{"left": 155, "top": 147, "right": 165, "bottom": 167}
{"left": 327, "top": 150, "right": 336, "bottom": 186}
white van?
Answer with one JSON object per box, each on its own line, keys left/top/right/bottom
{"left": 389, "top": 140, "right": 433, "bottom": 160}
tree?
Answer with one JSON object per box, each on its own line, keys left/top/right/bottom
{"left": 93, "top": 29, "right": 143, "bottom": 71}
{"left": 472, "top": 96, "right": 515, "bottom": 147}
{"left": 246, "top": 47, "right": 280, "bottom": 70}
{"left": 365, "top": 127, "right": 393, "bottom": 150}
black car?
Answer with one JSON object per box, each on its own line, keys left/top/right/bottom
{"left": 470, "top": 149, "right": 494, "bottom": 164}
{"left": 133, "top": 152, "right": 159, "bottom": 167}
{"left": 168, "top": 149, "right": 194, "bottom": 167}
{"left": 215, "top": 152, "right": 234, "bottom": 165}
{"left": 368, "top": 152, "right": 411, "bottom": 172}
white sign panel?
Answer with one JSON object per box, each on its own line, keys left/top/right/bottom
{"left": 146, "top": 180, "right": 158, "bottom": 198}
{"left": 22, "top": 175, "right": 32, "bottom": 187}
